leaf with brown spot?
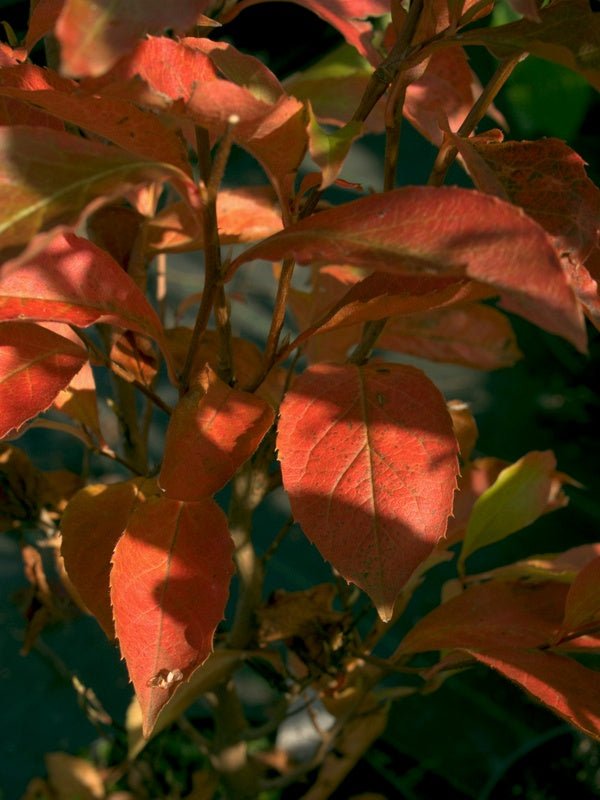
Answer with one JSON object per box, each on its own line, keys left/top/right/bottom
{"left": 110, "top": 495, "right": 234, "bottom": 737}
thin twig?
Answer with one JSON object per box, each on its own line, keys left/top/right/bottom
{"left": 428, "top": 55, "right": 521, "bottom": 186}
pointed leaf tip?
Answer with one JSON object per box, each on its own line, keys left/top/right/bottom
{"left": 277, "top": 362, "right": 459, "bottom": 619}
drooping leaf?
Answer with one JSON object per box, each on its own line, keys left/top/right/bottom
{"left": 126, "top": 649, "right": 243, "bottom": 757}
{"left": 378, "top": 303, "right": 522, "bottom": 370}
{"left": 230, "top": 186, "right": 586, "bottom": 351}
{"left": 0, "top": 63, "right": 191, "bottom": 174}
{"left": 60, "top": 479, "right": 152, "bottom": 638}
{"left": 460, "top": 0, "right": 600, "bottom": 91}
{"left": 562, "top": 556, "right": 600, "bottom": 633}
{"left": 397, "top": 580, "right": 567, "bottom": 655}
{"left": 159, "top": 365, "right": 275, "bottom": 501}
{"left": 110, "top": 494, "right": 234, "bottom": 736}
{"left": 0, "top": 126, "right": 198, "bottom": 262}
{"left": 277, "top": 362, "right": 459, "bottom": 620}
{"left": 0, "top": 232, "right": 165, "bottom": 341}
{"left": 56, "top": 0, "right": 212, "bottom": 77}
{"left": 0, "top": 322, "right": 87, "bottom": 439}
{"left": 145, "top": 188, "right": 283, "bottom": 255}
{"left": 219, "top": 0, "right": 389, "bottom": 64}
{"left": 472, "top": 543, "right": 600, "bottom": 585}
{"left": 471, "top": 648, "right": 600, "bottom": 740}
{"left": 460, "top": 451, "right": 563, "bottom": 569}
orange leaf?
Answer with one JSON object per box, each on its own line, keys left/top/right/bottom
{"left": 110, "top": 495, "right": 234, "bottom": 736}
{"left": 0, "top": 233, "right": 164, "bottom": 341}
{"left": 60, "top": 479, "right": 152, "bottom": 638}
{"left": 277, "top": 362, "right": 459, "bottom": 620}
{"left": 0, "top": 321, "right": 87, "bottom": 439}
{"left": 56, "top": 0, "right": 212, "bottom": 77}
{"left": 159, "top": 366, "right": 275, "bottom": 501}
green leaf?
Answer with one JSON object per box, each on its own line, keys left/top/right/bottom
{"left": 460, "top": 451, "right": 559, "bottom": 570}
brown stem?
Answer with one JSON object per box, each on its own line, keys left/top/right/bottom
{"left": 428, "top": 55, "right": 521, "bottom": 186}
{"left": 349, "top": 318, "right": 388, "bottom": 366}
{"left": 352, "top": 0, "right": 425, "bottom": 125}
{"left": 181, "top": 122, "right": 237, "bottom": 391}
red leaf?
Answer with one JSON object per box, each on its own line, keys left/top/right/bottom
{"left": 0, "top": 321, "right": 87, "bottom": 439}
{"left": 60, "top": 478, "right": 151, "bottom": 638}
{"left": 506, "top": 0, "right": 541, "bottom": 20}
{"left": 277, "top": 362, "right": 459, "bottom": 620}
{"left": 219, "top": 0, "right": 389, "bottom": 64}
{"left": 378, "top": 303, "right": 522, "bottom": 370}
{"left": 110, "top": 495, "right": 234, "bottom": 736}
{"left": 404, "top": 48, "right": 503, "bottom": 147}
{"left": 80, "top": 35, "right": 217, "bottom": 103}
{"left": 0, "top": 63, "right": 191, "bottom": 174}
{"left": 0, "top": 126, "right": 198, "bottom": 262}
{"left": 56, "top": 0, "right": 212, "bottom": 77}
{"left": 562, "top": 556, "right": 600, "bottom": 632}
{"left": 159, "top": 366, "right": 275, "bottom": 501}
{"left": 453, "top": 136, "right": 600, "bottom": 269}
{"left": 461, "top": 0, "right": 600, "bottom": 91}
{"left": 25, "top": 0, "right": 65, "bottom": 51}
{"left": 397, "top": 581, "right": 567, "bottom": 654}
{"left": 471, "top": 648, "right": 600, "bottom": 739}
{"left": 0, "top": 233, "right": 164, "bottom": 341}
{"left": 231, "top": 187, "right": 586, "bottom": 351}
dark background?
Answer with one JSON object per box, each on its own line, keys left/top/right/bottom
{"left": 1, "top": 1, "right": 599, "bottom": 797}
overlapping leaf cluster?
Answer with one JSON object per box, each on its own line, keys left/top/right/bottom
{"left": 1, "top": 0, "right": 600, "bottom": 795}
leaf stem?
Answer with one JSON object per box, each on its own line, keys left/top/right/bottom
{"left": 428, "top": 55, "right": 521, "bottom": 186}
{"left": 180, "top": 121, "right": 238, "bottom": 391}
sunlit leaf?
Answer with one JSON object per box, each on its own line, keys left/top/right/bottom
{"left": 277, "top": 362, "right": 459, "bottom": 620}
{"left": 0, "top": 126, "right": 198, "bottom": 262}
{"left": 56, "top": 0, "right": 212, "bottom": 77}
{"left": 460, "top": 451, "right": 565, "bottom": 569}
{"left": 0, "top": 63, "right": 191, "bottom": 173}
{"left": 110, "top": 495, "right": 234, "bottom": 736}
{"left": 159, "top": 365, "right": 275, "bottom": 501}
{"left": 0, "top": 233, "right": 165, "bottom": 341}
{"left": 0, "top": 322, "right": 87, "bottom": 439}
{"left": 53, "top": 361, "right": 104, "bottom": 442}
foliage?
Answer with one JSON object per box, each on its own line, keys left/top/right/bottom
{"left": 1, "top": 0, "right": 600, "bottom": 797}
